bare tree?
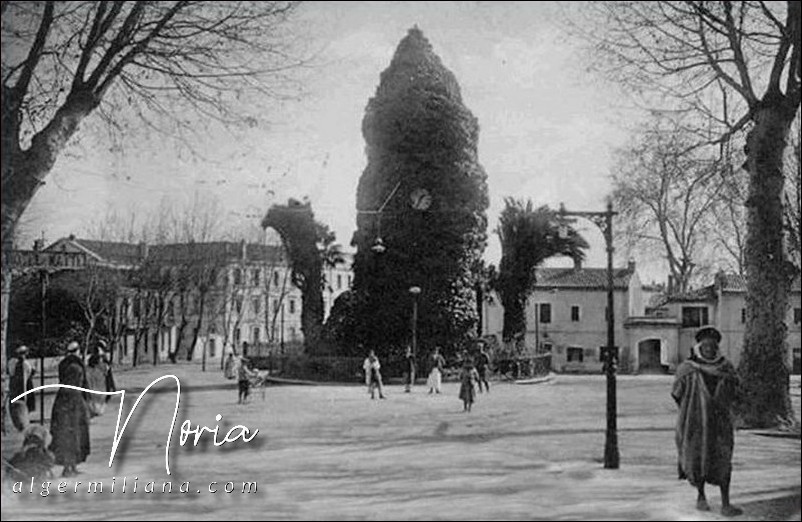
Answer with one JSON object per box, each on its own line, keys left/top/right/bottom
{"left": 612, "top": 117, "right": 725, "bottom": 292}
{"left": 783, "top": 113, "right": 801, "bottom": 271}
{"left": 1, "top": 1, "right": 305, "bottom": 371}
{"left": 575, "top": 0, "right": 801, "bottom": 427}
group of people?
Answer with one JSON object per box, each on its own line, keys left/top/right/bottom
{"left": 3, "top": 324, "right": 747, "bottom": 515}
{"left": 361, "top": 341, "right": 492, "bottom": 412}
{"left": 6, "top": 339, "right": 114, "bottom": 479}
{"left": 360, "top": 326, "right": 744, "bottom": 515}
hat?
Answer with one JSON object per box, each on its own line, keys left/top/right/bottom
{"left": 15, "top": 346, "right": 28, "bottom": 355}
{"left": 695, "top": 326, "right": 722, "bottom": 343}
{"left": 66, "top": 341, "right": 80, "bottom": 353}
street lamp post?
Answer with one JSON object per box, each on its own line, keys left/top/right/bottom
{"left": 409, "top": 286, "right": 421, "bottom": 365}
{"left": 558, "top": 200, "right": 620, "bottom": 470}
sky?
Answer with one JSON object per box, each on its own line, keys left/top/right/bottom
{"left": 18, "top": 2, "right": 663, "bottom": 282}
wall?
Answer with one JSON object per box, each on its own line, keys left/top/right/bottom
{"left": 483, "top": 287, "right": 632, "bottom": 373}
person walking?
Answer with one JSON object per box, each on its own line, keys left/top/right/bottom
{"left": 85, "top": 343, "right": 112, "bottom": 417}
{"left": 238, "top": 356, "right": 257, "bottom": 404}
{"left": 403, "top": 345, "right": 416, "bottom": 393}
{"left": 475, "top": 341, "right": 491, "bottom": 393}
{"left": 8, "top": 345, "right": 35, "bottom": 432}
{"left": 49, "top": 341, "right": 90, "bottom": 477}
{"left": 363, "top": 350, "right": 386, "bottom": 400}
{"left": 672, "top": 326, "right": 742, "bottom": 517}
{"left": 224, "top": 352, "right": 238, "bottom": 380}
{"left": 458, "top": 358, "right": 479, "bottom": 412}
{"left": 427, "top": 346, "right": 446, "bottom": 394}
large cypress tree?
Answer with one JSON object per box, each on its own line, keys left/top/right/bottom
{"left": 350, "top": 27, "right": 489, "bottom": 359}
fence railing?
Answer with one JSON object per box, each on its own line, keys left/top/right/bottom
{"left": 250, "top": 355, "right": 364, "bottom": 383}
{"left": 495, "top": 354, "right": 552, "bottom": 379}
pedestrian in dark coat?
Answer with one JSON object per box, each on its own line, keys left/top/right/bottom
{"left": 49, "top": 341, "right": 91, "bottom": 477}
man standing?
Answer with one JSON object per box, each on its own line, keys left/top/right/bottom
{"left": 8, "top": 345, "right": 35, "bottom": 432}
{"left": 363, "top": 350, "right": 386, "bottom": 400}
{"left": 672, "top": 326, "right": 742, "bottom": 517}
{"left": 403, "top": 345, "right": 416, "bottom": 393}
{"left": 475, "top": 341, "right": 491, "bottom": 393}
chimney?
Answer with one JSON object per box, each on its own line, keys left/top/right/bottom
{"left": 138, "top": 241, "right": 149, "bottom": 260}
{"left": 573, "top": 257, "right": 583, "bottom": 270}
{"left": 240, "top": 239, "right": 247, "bottom": 261}
{"left": 33, "top": 239, "right": 43, "bottom": 252}
{"left": 627, "top": 259, "right": 636, "bottom": 272}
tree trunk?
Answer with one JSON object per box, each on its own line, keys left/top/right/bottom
{"left": 1, "top": 255, "right": 11, "bottom": 433}
{"left": 301, "top": 278, "right": 324, "bottom": 355}
{"left": 187, "top": 293, "right": 206, "bottom": 361}
{"left": 738, "top": 103, "right": 796, "bottom": 427}
{"left": 501, "top": 294, "right": 526, "bottom": 344}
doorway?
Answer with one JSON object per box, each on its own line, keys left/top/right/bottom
{"left": 638, "top": 339, "right": 666, "bottom": 374}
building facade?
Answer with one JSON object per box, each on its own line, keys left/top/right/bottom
{"left": 483, "top": 261, "right": 644, "bottom": 373}
{"left": 483, "top": 262, "right": 802, "bottom": 374}
{"left": 42, "top": 237, "right": 354, "bottom": 365}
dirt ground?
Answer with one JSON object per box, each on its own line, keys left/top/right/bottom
{"left": 2, "top": 367, "right": 800, "bottom": 520}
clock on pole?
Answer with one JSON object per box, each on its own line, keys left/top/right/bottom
{"left": 410, "top": 188, "right": 432, "bottom": 210}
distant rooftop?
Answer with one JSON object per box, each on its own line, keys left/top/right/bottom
{"left": 533, "top": 266, "right": 636, "bottom": 291}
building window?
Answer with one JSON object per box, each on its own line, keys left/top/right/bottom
{"left": 795, "top": 308, "right": 801, "bottom": 325}
{"left": 235, "top": 297, "right": 243, "bottom": 314}
{"left": 289, "top": 327, "right": 297, "bottom": 341}
{"left": 741, "top": 308, "right": 747, "bottom": 324}
{"left": 273, "top": 271, "right": 280, "bottom": 288}
{"left": 681, "top": 306, "right": 709, "bottom": 327}
{"left": 337, "top": 274, "right": 343, "bottom": 290}
{"left": 253, "top": 268, "right": 260, "bottom": 286}
{"left": 571, "top": 305, "right": 580, "bottom": 322}
{"left": 348, "top": 275, "right": 352, "bottom": 287}
{"left": 234, "top": 268, "right": 242, "bottom": 286}
{"left": 252, "top": 298, "right": 261, "bottom": 315}
{"left": 273, "top": 299, "right": 280, "bottom": 314}
{"left": 209, "top": 338, "right": 216, "bottom": 358}
{"left": 539, "top": 303, "right": 551, "bottom": 324}
{"left": 542, "top": 342, "right": 553, "bottom": 354}
{"left": 289, "top": 299, "right": 296, "bottom": 314}
{"left": 567, "top": 347, "right": 584, "bottom": 363}
{"left": 253, "top": 327, "right": 260, "bottom": 343}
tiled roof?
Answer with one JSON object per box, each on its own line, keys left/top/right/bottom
{"left": 533, "top": 267, "right": 634, "bottom": 291}
{"left": 149, "top": 242, "right": 285, "bottom": 265}
{"left": 71, "top": 239, "right": 142, "bottom": 265}
{"left": 54, "top": 238, "right": 287, "bottom": 266}
{"left": 717, "top": 272, "right": 801, "bottom": 292}
{"left": 663, "top": 286, "right": 717, "bottom": 303}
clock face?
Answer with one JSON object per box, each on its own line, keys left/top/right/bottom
{"left": 410, "top": 188, "right": 432, "bottom": 210}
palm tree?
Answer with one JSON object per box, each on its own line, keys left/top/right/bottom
{"left": 495, "top": 198, "right": 588, "bottom": 346}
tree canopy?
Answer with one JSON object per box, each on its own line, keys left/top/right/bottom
{"left": 495, "top": 199, "right": 588, "bottom": 344}
{"left": 348, "top": 27, "right": 489, "bottom": 359}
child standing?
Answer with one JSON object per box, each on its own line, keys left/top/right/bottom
{"left": 458, "top": 359, "right": 479, "bottom": 412}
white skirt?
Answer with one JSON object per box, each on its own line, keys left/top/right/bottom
{"left": 427, "top": 368, "right": 442, "bottom": 391}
